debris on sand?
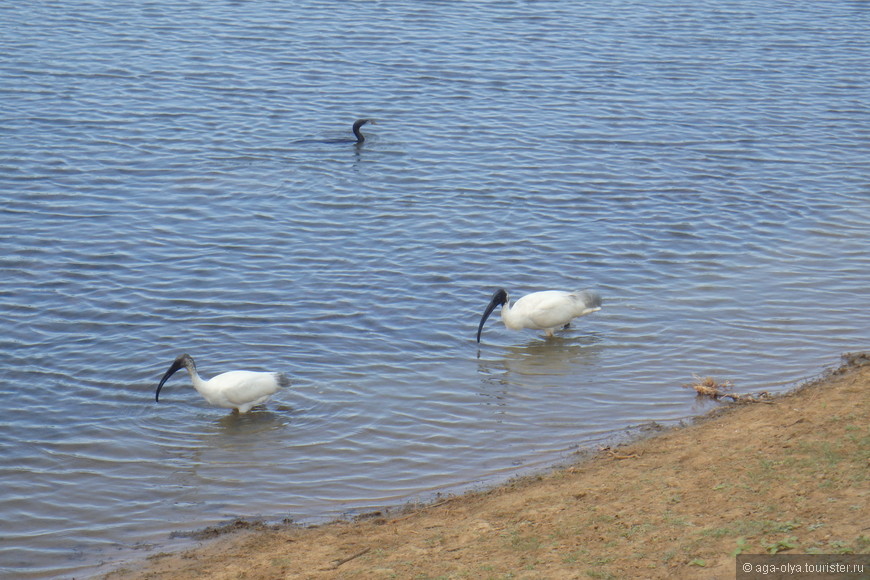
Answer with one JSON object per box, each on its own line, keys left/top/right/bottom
{"left": 171, "top": 518, "right": 291, "bottom": 541}
{"left": 682, "top": 375, "right": 772, "bottom": 403}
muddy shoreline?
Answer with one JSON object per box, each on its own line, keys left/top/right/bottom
{"left": 104, "top": 353, "right": 869, "bottom": 579}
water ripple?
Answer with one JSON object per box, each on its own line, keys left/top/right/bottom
{"left": 2, "top": 0, "right": 869, "bottom": 577}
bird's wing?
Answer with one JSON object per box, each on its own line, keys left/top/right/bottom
{"left": 569, "top": 290, "right": 602, "bottom": 313}
{"left": 215, "top": 371, "right": 281, "bottom": 406}
{"left": 518, "top": 290, "right": 601, "bottom": 329}
{"left": 520, "top": 291, "right": 577, "bottom": 329}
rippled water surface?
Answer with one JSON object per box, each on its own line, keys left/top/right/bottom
{"left": 2, "top": 1, "right": 869, "bottom": 577}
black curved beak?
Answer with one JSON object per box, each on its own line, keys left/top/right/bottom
{"left": 155, "top": 358, "right": 184, "bottom": 402}
{"left": 476, "top": 289, "right": 508, "bottom": 343}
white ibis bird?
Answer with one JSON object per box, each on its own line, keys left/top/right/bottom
{"left": 155, "top": 353, "right": 290, "bottom": 414}
{"left": 476, "top": 288, "right": 602, "bottom": 343}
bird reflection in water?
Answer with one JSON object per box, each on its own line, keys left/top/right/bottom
{"left": 478, "top": 335, "right": 603, "bottom": 381}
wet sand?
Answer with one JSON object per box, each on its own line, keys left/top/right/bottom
{"left": 104, "top": 353, "right": 869, "bottom": 579}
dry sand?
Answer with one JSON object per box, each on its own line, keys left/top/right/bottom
{"left": 105, "top": 353, "right": 869, "bottom": 579}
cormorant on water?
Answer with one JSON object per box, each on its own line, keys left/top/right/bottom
{"left": 353, "top": 119, "right": 376, "bottom": 143}
{"left": 290, "top": 119, "right": 377, "bottom": 145}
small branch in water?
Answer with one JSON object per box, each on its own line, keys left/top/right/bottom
{"left": 683, "top": 375, "right": 772, "bottom": 403}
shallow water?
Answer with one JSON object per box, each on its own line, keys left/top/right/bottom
{"left": 1, "top": 1, "right": 868, "bottom": 577}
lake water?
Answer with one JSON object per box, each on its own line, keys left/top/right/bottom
{"left": 1, "top": 1, "right": 868, "bottom": 577}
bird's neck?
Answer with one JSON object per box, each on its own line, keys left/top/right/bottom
{"left": 185, "top": 364, "right": 208, "bottom": 394}
{"left": 500, "top": 300, "right": 521, "bottom": 329}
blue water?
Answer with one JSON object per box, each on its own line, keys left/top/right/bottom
{"left": 1, "top": 1, "right": 868, "bottom": 577}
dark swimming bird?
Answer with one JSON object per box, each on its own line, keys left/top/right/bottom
{"left": 291, "top": 119, "right": 377, "bottom": 145}
{"left": 352, "top": 119, "right": 376, "bottom": 143}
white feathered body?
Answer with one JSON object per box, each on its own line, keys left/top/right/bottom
{"left": 190, "top": 369, "right": 288, "bottom": 414}
{"left": 502, "top": 290, "right": 602, "bottom": 334}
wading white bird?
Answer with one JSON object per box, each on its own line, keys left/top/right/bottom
{"left": 476, "top": 288, "right": 602, "bottom": 343}
{"left": 155, "top": 353, "right": 290, "bottom": 414}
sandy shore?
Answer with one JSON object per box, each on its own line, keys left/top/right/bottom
{"left": 104, "top": 353, "right": 869, "bottom": 579}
